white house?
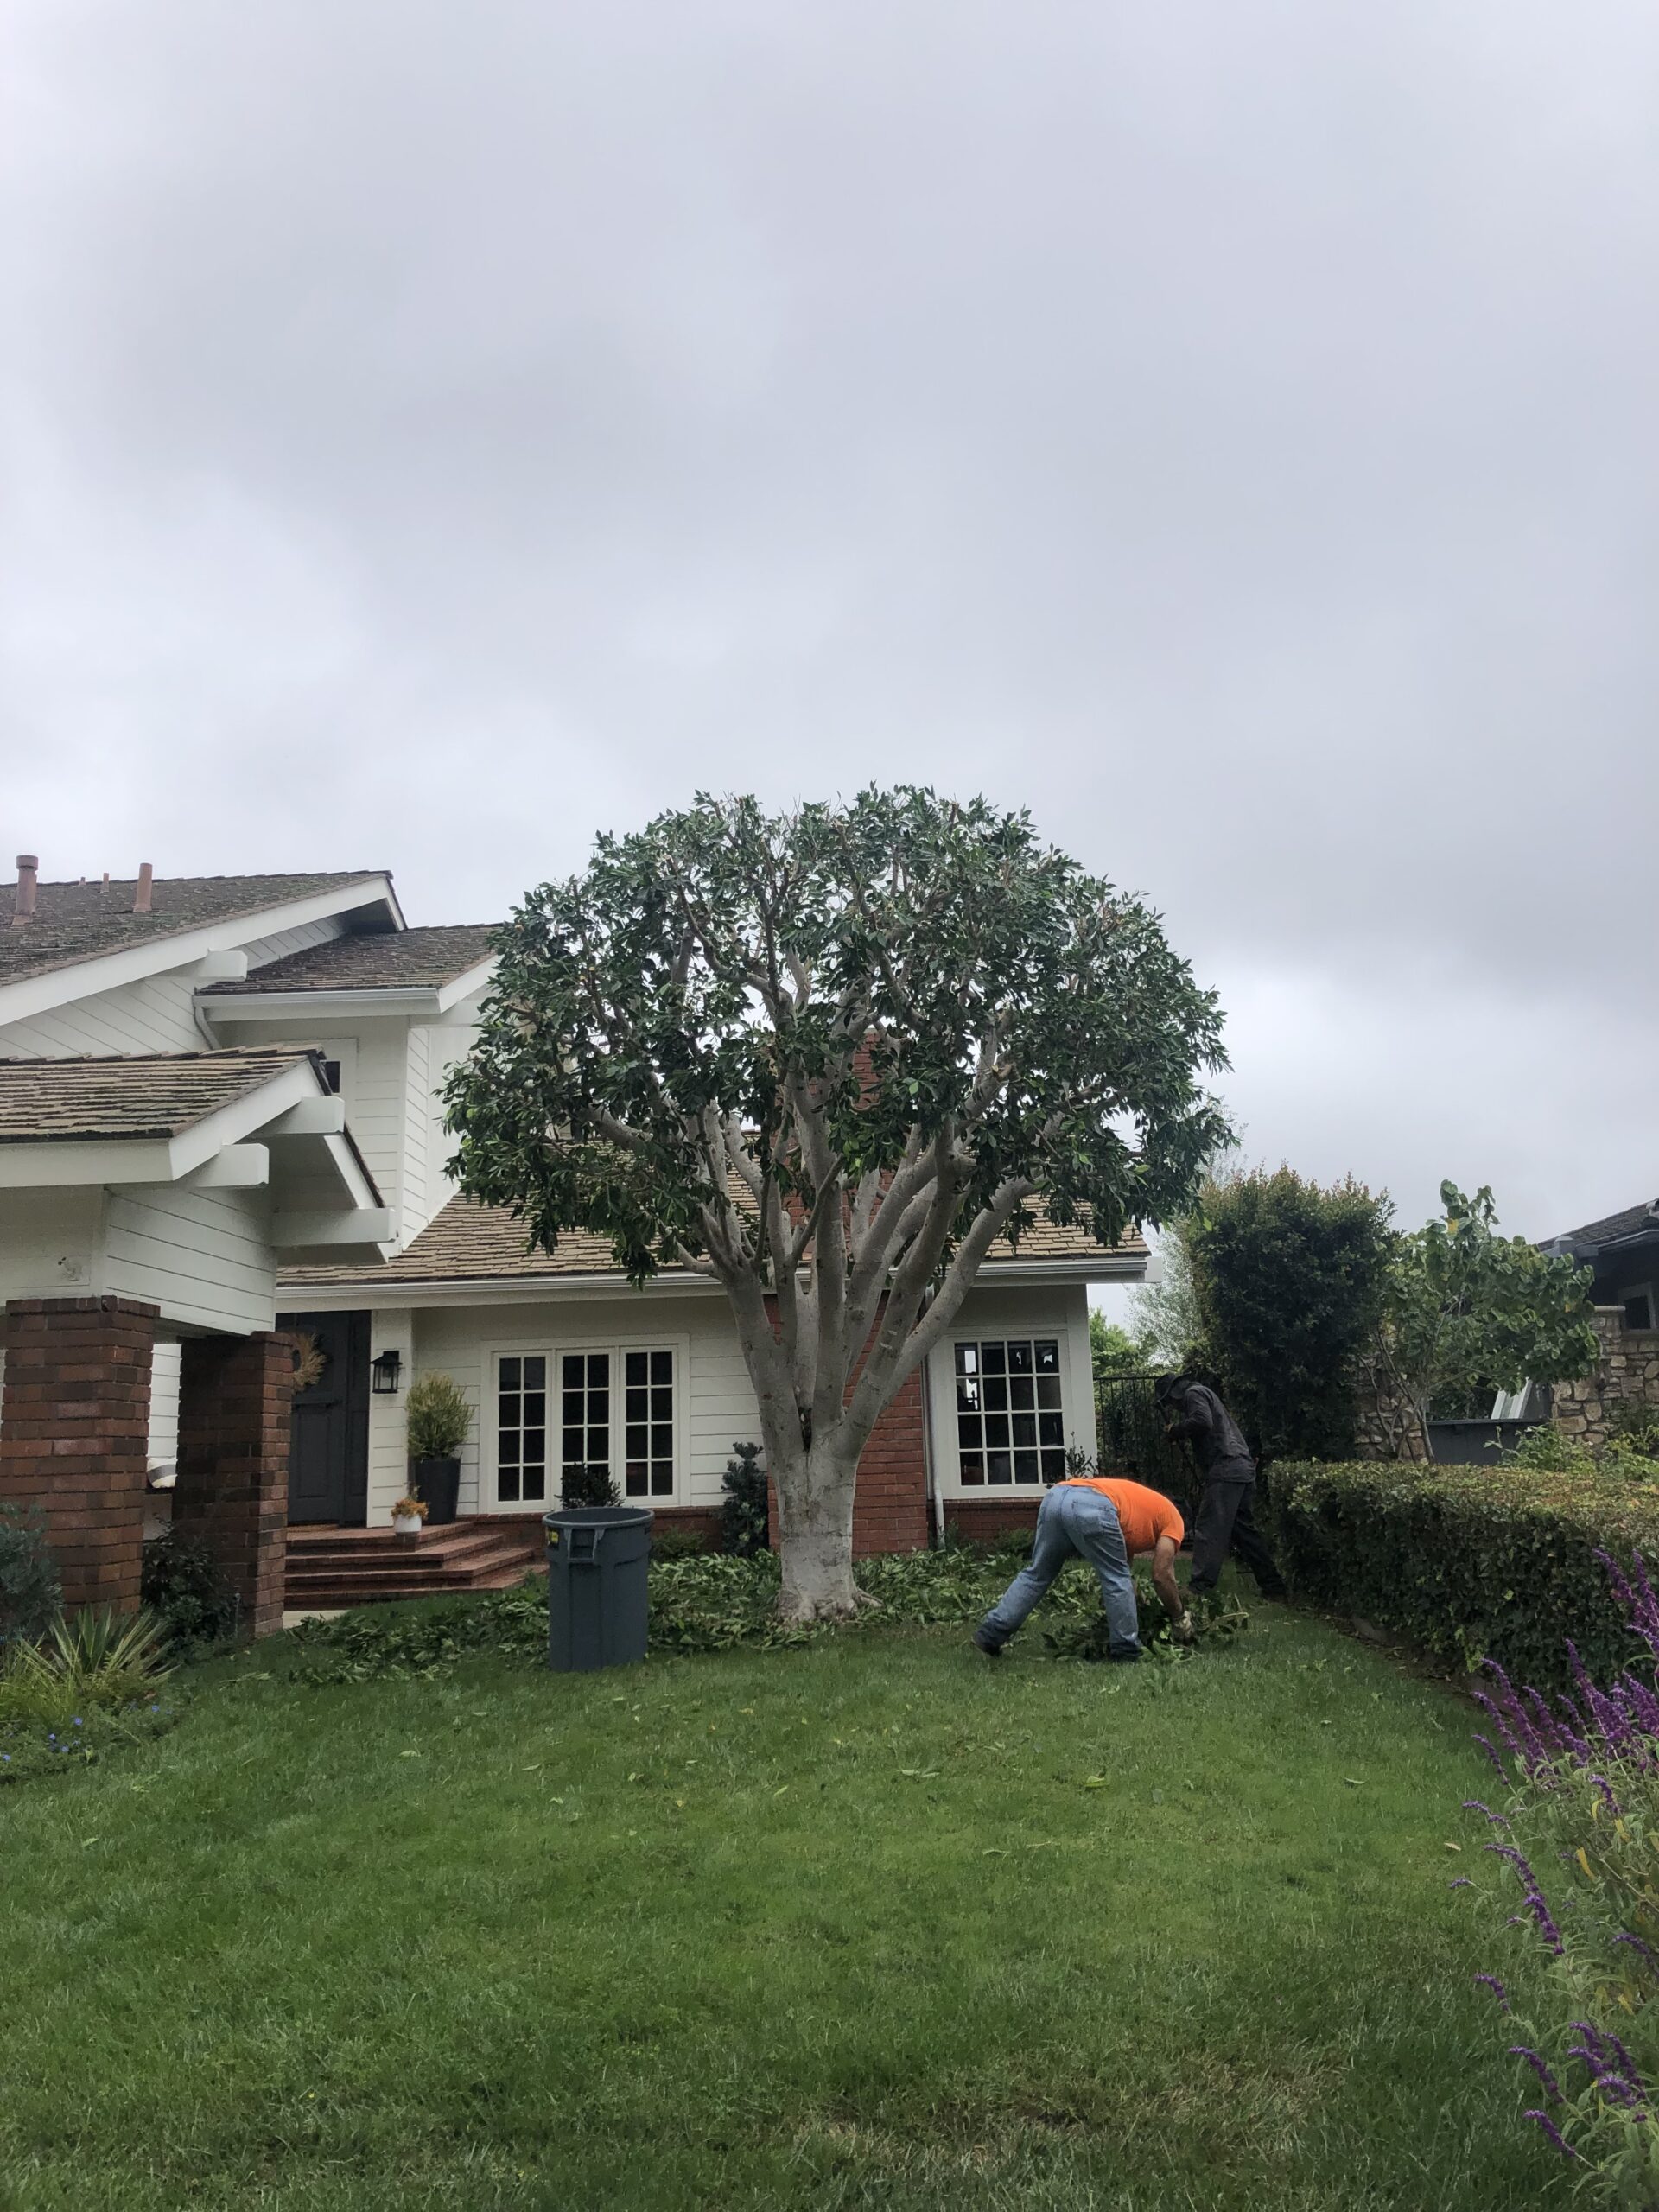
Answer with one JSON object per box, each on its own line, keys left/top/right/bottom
{"left": 0, "top": 859, "right": 1150, "bottom": 1627}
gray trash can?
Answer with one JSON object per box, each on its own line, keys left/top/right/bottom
{"left": 543, "top": 1505, "right": 653, "bottom": 1672}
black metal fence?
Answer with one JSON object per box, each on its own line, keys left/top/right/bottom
{"left": 1093, "top": 1371, "right": 1200, "bottom": 1517}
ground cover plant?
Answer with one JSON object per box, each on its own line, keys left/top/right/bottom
{"left": 0, "top": 1606, "right": 177, "bottom": 1785}
{"left": 0, "top": 1584, "right": 1569, "bottom": 2212}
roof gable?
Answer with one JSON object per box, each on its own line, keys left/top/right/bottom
{"left": 0, "top": 1046, "right": 327, "bottom": 1144}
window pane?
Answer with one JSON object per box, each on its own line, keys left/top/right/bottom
{"left": 626, "top": 1351, "right": 646, "bottom": 1385}
{"left": 588, "top": 1389, "right": 609, "bottom": 1421}
{"left": 1009, "top": 1376, "right": 1034, "bottom": 1410}
{"left": 523, "top": 1467, "right": 545, "bottom": 1501}
{"left": 499, "top": 1357, "right": 521, "bottom": 1389}
{"left": 651, "top": 1466, "right": 673, "bottom": 1497}
{"left": 625, "top": 1465, "right": 648, "bottom": 1497}
{"left": 523, "top": 1392, "right": 545, "bottom": 1426}
{"left": 955, "top": 1344, "right": 977, "bottom": 1374}
{"left": 1014, "top": 1451, "right": 1039, "bottom": 1484}
{"left": 1627, "top": 1294, "right": 1655, "bottom": 1332}
{"left": 1039, "top": 1412, "right": 1064, "bottom": 1448}
{"left": 1012, "top": 1413, "right": 1037, "bottom": 1449}
{"left": 982, "top": 1343, "right": 1006, "bottom": 1374}
{"left": 499, "top": 1436, "right": 520, "bottom": 1467}
{"left": 956, "top": 1378, "right": 981, "bottom": 1414}
{"left": 626, "top": 1424, "right": 648, "bottom": 1459}
{"left": 987, "top": 1451, "right": 1013, "bottom": 1484}
{"left": 563, "top": 1354, "right": 584, "bottom": 1388}
{"left": 562, "top": 1427, "right": 585, "bottom": 1464}
{"left": 588, "top": 1353, "right": 609, "bottom": 1386}
{"left": 1035, "top": 1340, "right": 1059, "bottom": 1371}
{"left": 1007, "top": 1341, "right": 1033, "bottom": 1373}
{"left": 1040, "top": 1449, "right": 1067, "bottom": 1482}
{"left": 959, "top": 1454, "right": 984, "bottom": 1485}
{"left": 524, "top": 1357, "right": 546, "bottom": 1389}
{"left": 651, "top": 1423, "right": 673, "bottom": 1459}
{"left": 1037, "top": 1376, "right": 1062, "bottom": 1409}
{"left": 984, "top": 1378, "right": 1008, "bottom": 1412}
{"left": 984, "top": 1414, "right": 1010, "bottom": 1448}
{"left": 957, "top": 1415, "right": 982, "bottom": 1450}
{"left": 652, "top": 1351, "right": 672, "bottom": 1385}
{"left": 652, "top": 1386, "right": 672, "bottom": 1419}
{"left": 499, "top": 1465, "right": 521, "bottom": 1503}
{"left": 521, "top": 1427, "right": 544, "bottom": 1463}
{"left": 626, "top": 1389, "right": 647, "bottom": 1421}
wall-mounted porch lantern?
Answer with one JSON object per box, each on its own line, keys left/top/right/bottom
{"left": 371, "top": 1349, "right": 404, "bottom": 1395}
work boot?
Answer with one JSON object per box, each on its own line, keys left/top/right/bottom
{"left": 972, "top": 1626, "right": 1003, "bottom": 1657}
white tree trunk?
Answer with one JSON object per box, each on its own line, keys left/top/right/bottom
{"left": 769, "top": 1438, "right": 864, "bottom": 1621}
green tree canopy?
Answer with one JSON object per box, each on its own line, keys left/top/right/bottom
{"left": 446, "top": 787, "right": 1229, "bottom": 1618}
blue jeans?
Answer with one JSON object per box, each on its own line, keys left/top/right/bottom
{"left": 978, "top": 1485, "right": 1141, "bottom": 1656}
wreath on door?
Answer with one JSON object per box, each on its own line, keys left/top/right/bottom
{"left": 290, "top": 1332, "right": 328, "bottom": 1393}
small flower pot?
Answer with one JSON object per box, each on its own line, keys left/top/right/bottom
{"left": 391, "top": 1510, "right": 423, "bottom": 1543}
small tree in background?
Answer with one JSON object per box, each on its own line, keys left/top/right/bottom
{"left": 1125, "top": 1211, "right": 1205, "bottom": 1372}
{"left": 1373, "top": 1181, "right": 1597, "bottom": 1458}
{"left": 1185, "top": 1166, "right": 1395, "bottom": 1463}
{"left": 448, "top": 787, "right": 1229, "bottom": 1619}
{"left": 720, "top": 1442, "right": 770, "bottom": 1556}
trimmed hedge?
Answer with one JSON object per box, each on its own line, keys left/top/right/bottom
{"left": 1261, "top": 1459, "right": 1659, "bottom": 1692}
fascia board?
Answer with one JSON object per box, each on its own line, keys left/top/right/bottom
{"left": 165, "top": 1058, "right": 328, "bottom": 1176}
{"left": 275, "top": 1272, "right": 722, "bottom": 1312}
{"left": 0, "top": 876, "right": 398, "bottom": 1028}
{"left": 434, "top": 957, "right": 498, "bottom": 1014}
{"left": 0, "top": 1139, "right": 175, "bottom": 1187}
{"left": 970, "top": 1257, "right": 1150, "bottom": 1285}
{"left": 200, "top": 986, "right": 442, "bottom": 1021}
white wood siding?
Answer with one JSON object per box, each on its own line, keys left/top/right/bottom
{"left": 148, "top": 1340, "right": 181, "bottom": 1466}
{"left": 365, "top": 1308, "right": 415, "bottom": 1522}
{"left": 0, "top": 970, "right": 201, "bottom": 1058}
{"left": 0, "top": 1187, "right": 103, "bottom": 1303}
{"left": 399, "top": 1026, "right": 431, "bottom": 1240}
{"left": 405, "top": 1295, "right": 761, "bottom": 1522}
{"left": 241, "top": 917, "right": 344, "bottom": 971}
{"left": 102, "top": 1185, "right": 276, "bottom": 1333}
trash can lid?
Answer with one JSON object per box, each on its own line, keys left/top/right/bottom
{"left": 541, "top": 1505, "right": 655, "bottom": 1531}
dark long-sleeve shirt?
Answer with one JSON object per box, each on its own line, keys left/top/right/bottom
{"left": 1165, "top": 1382, "right": 1254, "bottom": 1476}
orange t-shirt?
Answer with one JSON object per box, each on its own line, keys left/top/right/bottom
{"left": 1057, "top": 1477, "right": 1184, "bottom": 1556}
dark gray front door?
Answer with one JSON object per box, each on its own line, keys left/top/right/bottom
{"left": 280, "top": 1310, "right": 370, "bottom": 1525}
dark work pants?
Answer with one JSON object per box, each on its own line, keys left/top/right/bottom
{"left": 1189, "top": 1465, "right": 1287, "bottom": 1599}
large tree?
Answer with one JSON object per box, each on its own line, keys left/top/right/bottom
{"left": 446, "top": 789, "right": 1229, "bottom": 1619}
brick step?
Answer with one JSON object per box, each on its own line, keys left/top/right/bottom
{"left": 286, "top": 1525, "right": 537, "bottom": 1568}
{"left": 284, "top": 1562, "right": 543, "bottom": 1606}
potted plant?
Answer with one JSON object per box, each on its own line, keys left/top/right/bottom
{"left": 391, "top": 1493, "right": 428, "bottom": 1542}
{"left": 404, "top": 1372, "right": 472, "bottom": 1527}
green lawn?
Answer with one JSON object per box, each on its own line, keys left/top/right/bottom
{"left": 0, "top": 1602, "right": 1564, "bottom": 2212}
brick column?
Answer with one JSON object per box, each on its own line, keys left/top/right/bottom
{"left": 174, "top": 1332, "right": 296, "bottom": 1640}
{"left": 0, "top": 1295, "right": 159, "bottom": 1612}
{"left": 852, "top": 1367, "right": 930, "bottom": 1556}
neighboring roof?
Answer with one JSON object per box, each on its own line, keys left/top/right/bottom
{"left": 0, "top": 1046, "right": 322, "bottom": 1144}
{"left": 286, "top": 1193, "right": 1149, "bottom": 1289}
{"left": 201, "top": 925, "right": 499, "bottom": 996}
{"left": 1543, "top": 1198, "right": 1659, "bottom": 1255}
{"left": 0, "top": 873, "right": 392, "bottom": 988}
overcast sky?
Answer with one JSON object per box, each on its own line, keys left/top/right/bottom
{"left": 4, "top": 1, "right": 1655, "bottom": 1244}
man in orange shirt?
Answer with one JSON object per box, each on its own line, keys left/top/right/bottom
{"left": 972, "top": 1473, "right": 1194, "bottom": 1662}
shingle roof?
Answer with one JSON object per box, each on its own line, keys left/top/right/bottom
{"left": 0, "top": 1047, "right": 321, "bottom": 1144}
{"left": 1547, "top": 1198, "right": 1659, "bottom": 1251}
{"left": 284, "top": 1194, "right": 1148, "bottom": 1288}
{"left": 202, "top": 925, "right": 498, "bottom": 996}
{"left": 0, "top": 873, "right": 391, "bottom": 988}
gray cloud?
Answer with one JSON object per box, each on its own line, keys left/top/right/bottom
{"left": 4, "top": 0, "right": 1656, "bottom": 1237}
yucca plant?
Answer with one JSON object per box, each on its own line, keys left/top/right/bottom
{"left": 0, "top": 1607, "right": 173, "bottom": 1729}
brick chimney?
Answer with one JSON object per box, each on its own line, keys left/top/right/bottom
{"left": 10, "top": 855, "right": 37, "bottom": 929}
{"left": 132, "top": 862, "right": 154, "bottom": 915}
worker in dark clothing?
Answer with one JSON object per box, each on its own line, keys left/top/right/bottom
{"left": 1154, "top": 1373, "right": 1287, "bottom": 1602}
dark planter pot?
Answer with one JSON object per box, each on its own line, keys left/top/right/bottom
{"left": 411, "top": 1456, "right": 461, "bottom": 1525}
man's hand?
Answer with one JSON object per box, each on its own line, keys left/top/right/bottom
{"left": 1170, "top": 1611, "right": 1196, "bottom": 1646}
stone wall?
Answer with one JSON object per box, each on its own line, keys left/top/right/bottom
{"left": 1352, "top": 1353, "right": 1428, "bottom": 1462}
{"left": 1553, "top": 1306, "right": 1659, "bottom": 1449}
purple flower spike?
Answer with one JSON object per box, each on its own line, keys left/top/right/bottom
{"left": 1525, "top": 2110, "right": 1581, "bottom": 2161}
{"left": 1448, "top": 1876, "right": 1473, "bottom": 1890}
{"left": 1510, "top": 2046, "right": 1565, "bottom": 2103}
{"left": 1474, "top": 1974, "right": 1510, "bottom": 2011}
{"left": 1613, "top": 1933, "right": 1659, "bottom": 1977}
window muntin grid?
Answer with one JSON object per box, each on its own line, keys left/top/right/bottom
{"left": 624, "top": 1348, "right": 676, "bottom": 1498}
{"left": 953, "top": 1338, "right": 1065, "bottom": 1486}
{"left": 561, "top": 1351, "right": 613, "bottom": 1488}
{"left": 496, "top": 1353, "right": 547, "bottom": 1504}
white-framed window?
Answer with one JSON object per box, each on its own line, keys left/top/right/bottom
{"left": 489, "top": 1340, "right": 684, "bottom": 1507}
{"left": 1624, "top": 1285, "right": 1656, "bottom": 1333}
{"left": 952, "top": 1336, "right": 1068, "bottom": 1488}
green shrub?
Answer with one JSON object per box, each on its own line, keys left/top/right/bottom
{"left": 650, "top": 1528, "right": 709, "bottom": 1560}
{"left": 560, "top": 1464, "right": 620, "bottom": 1509}
{"left": 141, "top": 1529, "right": 240, "bottom": 1648}
{"left": 405, "top": 1372, "right": 473, "bottom": 1460}
{"left": 1262, "top": 1459, "right": 1659, "bottom": 1689}
{"left": 719, "top": 1441, "right": 768, "bottom": 1555}
{"left": 0, "top": 1607, "right": 173, "bottom": 1730}
{"left": 0, "top": 1504, "right": 61, "bottom": 1648}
